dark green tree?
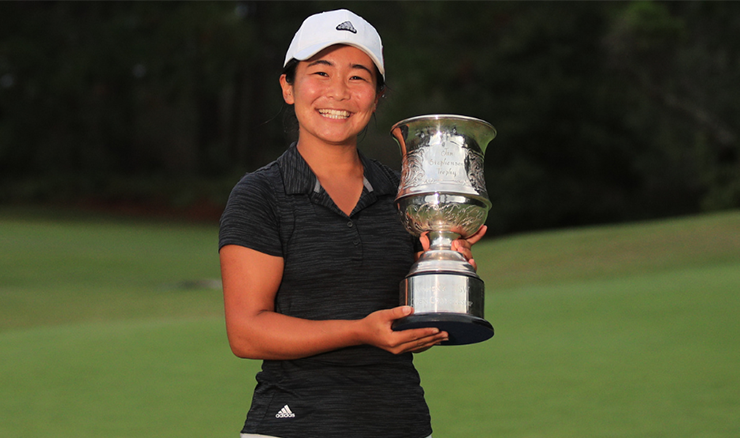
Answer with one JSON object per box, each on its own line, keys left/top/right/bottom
{"left": 0, "top": 1, "right": 737, "bottom": 232}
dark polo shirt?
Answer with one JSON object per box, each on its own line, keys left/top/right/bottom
{"left": 219, "top": 144, "right": 431, "bottom": 438}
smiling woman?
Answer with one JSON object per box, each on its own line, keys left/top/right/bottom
{"left": 218, "top": 9, "right": 482, "bottom": 438}
{"left": 280, "top": 45, "right": 381, "bottom": 153}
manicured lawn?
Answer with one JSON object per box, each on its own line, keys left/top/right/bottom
{"left": 1, "top": 208, "right": 738, "bottom": 437}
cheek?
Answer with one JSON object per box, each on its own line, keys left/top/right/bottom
{"left": 357, "top": 91, "right": 379, "bottom": 112}
{"left": 291, "top": 79, "right": 316, "bottom": 105}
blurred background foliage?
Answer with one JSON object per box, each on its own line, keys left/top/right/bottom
{"left": 1, "top": 1, "right": 738, "bottom": 235}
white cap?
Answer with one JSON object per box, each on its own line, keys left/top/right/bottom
{"left": 284, "top": 9, "right": 385, "bottom": 79}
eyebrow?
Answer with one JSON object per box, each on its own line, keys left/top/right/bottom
{"left": 307, "top": 59, "right": 374, "bottom": 76}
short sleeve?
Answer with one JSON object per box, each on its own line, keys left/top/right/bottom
{"left": 218, "top": 171, "right": 284, "bottom": 257}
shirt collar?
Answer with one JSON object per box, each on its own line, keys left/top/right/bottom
{"left": 277, "top": 143, "right": 398, "bottom": 196}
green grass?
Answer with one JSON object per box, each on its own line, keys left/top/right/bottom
{"left": 1, "top": 207, "right": 739, "bottom": 437}
{"left": 0, "top": 208, "right": 224, "bottom": 330}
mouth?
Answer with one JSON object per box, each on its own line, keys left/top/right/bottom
{"left": 318, "top": 109, "right": 351, "bottom": 120}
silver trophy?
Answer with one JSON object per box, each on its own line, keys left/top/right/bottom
{"left": 391, "top": 115, "right": 496, "bottom": 345}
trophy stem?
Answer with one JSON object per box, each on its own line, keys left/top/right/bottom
{"left": 409, "top": 249, "right": 476, "bottom": 278}
{"left": 428, "top": 230, "right": 459, "bottom": 251}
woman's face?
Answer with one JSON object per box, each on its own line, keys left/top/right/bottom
{"left": 280, "top": 45, "right": 380, "bottom": 148}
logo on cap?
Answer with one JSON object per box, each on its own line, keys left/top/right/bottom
{"left": 336, "top": 21, "right": 357, "bottom": 34}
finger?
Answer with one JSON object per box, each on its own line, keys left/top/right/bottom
{"left": 410, "top": 330, "right": 449, "bottom": 351}
{"left": 451, "top": 241, "right": 474, "bottom": 262}
{"left": 466, "top": 225, "right": 487, "bottom": 245}
{"left": 419, "top": 232, "right": 430, "bottom": 251}
{"left": 448, "top": 241, "right": 477, "bottom": 272}
{"left": 468, "top": 258, "right": 478, "bottom": 271}
{"left": 396, "top": 330, "right": 448, "bottom": 353}
{"left": 451, "top": 239, "right": 472, "bottom": 254}
{"left": 394, "top": 326, "right": 442, "bottom": 342}
{"left": 382, "top": 305, "right": 414, "bottom": 322}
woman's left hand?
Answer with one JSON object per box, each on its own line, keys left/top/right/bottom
{"left": 452, "top": 225, "right": 487, "bottom": 271}
{"left": 419, "top": 225, "right": 487, "bottom": 271}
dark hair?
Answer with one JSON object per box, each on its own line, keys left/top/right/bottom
{"left": 280, "top": 57, "right": 387, "bottom": 140}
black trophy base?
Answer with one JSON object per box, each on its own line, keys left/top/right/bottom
{"left": 392, "top": 312, "right": 494, "bottom": 345}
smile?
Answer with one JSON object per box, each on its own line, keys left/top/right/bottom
{"left": 318, "top": 109, "right": 351, "bottom": 119}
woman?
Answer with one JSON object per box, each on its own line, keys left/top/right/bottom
{"left": 219, "top": 9, "right": 485, "bottom": 438}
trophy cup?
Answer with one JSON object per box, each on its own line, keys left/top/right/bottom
{"left": 391, "top": 115, "right": 496, "bottom": 345}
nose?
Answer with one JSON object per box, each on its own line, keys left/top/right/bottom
{"left": 326, "top": 77, "right": 350, "bottom": 100}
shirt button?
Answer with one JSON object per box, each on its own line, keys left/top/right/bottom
{"left": 353, "top": 240, "right": 360, "bottom": 246}
{"left": 347, "top": 221, "right": 354, "bottom": 227}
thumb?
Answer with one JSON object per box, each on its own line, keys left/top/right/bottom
{"left": 386, "top": 305, "right": 414, "bottom": 321}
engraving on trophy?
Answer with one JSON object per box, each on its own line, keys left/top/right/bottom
{"left": 422, "top": 292, "right": 472, "bottom": 310}
{"left": 467, "top": 153, "right": 487, "bottom": 194}
{"left": 403, "top": 201, "right": 488, "bottom": 237}
{"left": 400, "top": 149, "right": 426, "bottom": 190}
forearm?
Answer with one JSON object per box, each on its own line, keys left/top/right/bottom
{"left": 226, "top": 305, "right": 447, "bottom": 360}
{"left": 220, "top": 245, "right": 447, "bottom": 360}
{"left": 226, "top": 310, "right": 364, "bottom": 360}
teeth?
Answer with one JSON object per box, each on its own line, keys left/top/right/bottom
{"left": 319, "top": 109, "right": 351, "bottom": 119}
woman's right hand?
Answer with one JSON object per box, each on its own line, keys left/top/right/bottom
{"left": 357, "top": 306, "right": 448, "bottom": 354}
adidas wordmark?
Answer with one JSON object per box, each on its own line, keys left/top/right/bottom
{"left": 275, "top": 405, "right": 296, "bottom": 419}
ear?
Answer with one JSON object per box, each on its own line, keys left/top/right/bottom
{"left": 279, "top": 74, "right": 294, "bottom": 105}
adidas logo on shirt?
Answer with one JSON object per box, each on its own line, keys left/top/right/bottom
{"left": 275, "top": 405, "right": 296, "bottom": 418}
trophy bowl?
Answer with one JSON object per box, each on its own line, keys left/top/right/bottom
{"left": 391, "top": 115, "right": 496, "bottom": 345}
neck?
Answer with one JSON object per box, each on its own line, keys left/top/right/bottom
{"left": 296, "top": 139, "right": 363, "bottom": 179}
{"left": 295, "top": 139, "right": 365, "bottom": 216}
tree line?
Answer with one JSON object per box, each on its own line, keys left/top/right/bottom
{"left": 1, "top": 1, "right": 738, "bottom": 234}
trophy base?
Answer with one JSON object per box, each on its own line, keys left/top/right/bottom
{"left": 392, "top": 313, "right": 494, "bottom": 345}
{"left": 391, "top": 271, "right": 493, "bottom": 345}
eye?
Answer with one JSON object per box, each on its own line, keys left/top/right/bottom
{"left": 351, "top": 71, "right": 376, "bottom": 83}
